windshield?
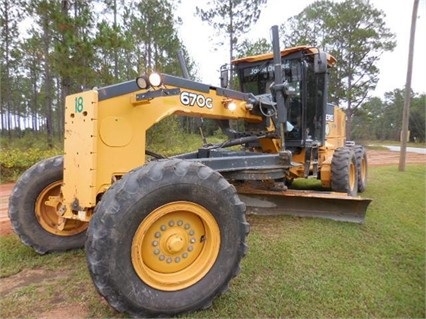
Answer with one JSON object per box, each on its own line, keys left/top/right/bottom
{"left": 237, "top": 58, "right": 301, "bottom": 95}
{"left": 237, "top": 58, "right": 303, "bottom": 141}
{"left": 235, "top": 54, "right": 327, "bottom": 144}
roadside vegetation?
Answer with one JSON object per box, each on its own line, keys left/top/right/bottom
{"left": 1, "top": 164, "right": 424, "bottom": 318}
{"left": 0, "top": 134, "right": 62, "bottom": 182}
{"left": 0, "top": 119, "right": 228, "bottom": 183}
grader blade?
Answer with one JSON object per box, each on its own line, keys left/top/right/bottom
{"left": 237, "top": 188, "right": 371, "bottom": 224}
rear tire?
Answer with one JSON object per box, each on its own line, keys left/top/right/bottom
{"left": 85, "top": 159, "right": 249, "bottom": 317}
{"left": 354, "top": 145, "right": 368, "bottom": 192}
{"left": 8, "top": 156, "right": 88, "bottom": 254}
{"left": 331, "top": 147, "right": 358, "bottom": 196}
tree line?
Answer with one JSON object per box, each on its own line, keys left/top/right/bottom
{"left": 1, "top": 0, "right": 424, "bottom": 145}
{"left": 353, "top": 89, "right": 425, "bottom": 142}
{"left": 1, "top": 0, "right": 192, "bottom": 145}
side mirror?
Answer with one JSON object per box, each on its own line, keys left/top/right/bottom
{"left": 220, "top": 64, "right": 229, "bottom": 88}
{"left": 314, "top": 51, "right": 328, "bottom": 74}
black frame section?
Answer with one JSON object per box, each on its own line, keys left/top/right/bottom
{"left": 174, "top": 149, "right": 290, "bottom": 173}
{"left": 96, "top": 73, "right": 255, "bottom": 103}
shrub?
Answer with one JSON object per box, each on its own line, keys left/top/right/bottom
{"left": 0, "top": 147, "right": 62, "bottom": 183}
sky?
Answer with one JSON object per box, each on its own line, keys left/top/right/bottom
{"left": 176, "top": 0, "right": 426, "bottom": 98}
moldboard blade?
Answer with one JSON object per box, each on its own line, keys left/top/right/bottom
{"left": 237, "top": 188, "right": 372, "bottom": 224}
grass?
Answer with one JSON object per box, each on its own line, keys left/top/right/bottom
{"left": 1, "top": 168, "right": 425, "bottom": 318}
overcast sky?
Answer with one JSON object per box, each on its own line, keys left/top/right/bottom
{"left": 176, "top": 0, "right": 426, "bottom": 98}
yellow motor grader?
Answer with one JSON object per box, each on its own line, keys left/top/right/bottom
{"left": 9, "top": 26, "right": 370, "bottom": 317}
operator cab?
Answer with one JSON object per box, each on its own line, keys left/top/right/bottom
{"left": 232, "top": 46, "right": 336, "bottom": 151}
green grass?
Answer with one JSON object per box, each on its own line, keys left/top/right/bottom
{"left": 203, "top": 165, "right": 425, "bottom": 318}
{"left": 1, "top": 167, "right": 425, "bottom": 318}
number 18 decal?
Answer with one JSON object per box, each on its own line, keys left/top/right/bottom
{"left": 180, "top": 91, "right": 213, "bottom": 109}
{"left": 75, "top": 96, "right": 84, "bottom": 113}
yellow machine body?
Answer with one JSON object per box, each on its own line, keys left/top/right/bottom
{"left": 57, "top": 45, "right": 370, "bottom": 224}
{"left": 61, "top": 81, "right": 263, "bottom": 219}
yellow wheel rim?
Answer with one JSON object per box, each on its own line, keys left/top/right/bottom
{"left": 35, "top": 181, "right": 88, "bottom": 236}
{"left": 131, "top": 201, "right": 221, "bottom": 291}
{"left": 349, "top": 160, "right": 356, "bottom": 191}
{"left": 360, "top": 156, "right": 367, "bottom": 183}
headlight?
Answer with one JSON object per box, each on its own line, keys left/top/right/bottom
{"left": 224, "top": 100, "right": 237, "bottom": 111}
{"left": 149, "top": 72, "right": 162, "bottom": 87}
{"left": 136, "top": 75, "right": 149, "bottom": 89}
{"left": 136, "top": 72, "right": 163, "bottom": 89}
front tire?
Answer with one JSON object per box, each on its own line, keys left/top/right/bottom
{"left": 85, "top": 159, "right": 249, "bottom": 317}
{"left": 8, "top": 156, "right": 88, "bottom": 254}
{"left": 331, "top": 147, "right": 358, "bottom": 196}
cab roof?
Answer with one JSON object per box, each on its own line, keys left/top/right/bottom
{"left": 232, "top": 45, "right": 337, "bottom": 67}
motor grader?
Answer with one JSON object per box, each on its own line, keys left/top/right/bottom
{"left": 9, "top": 26, "right": 370, "bottom": 317}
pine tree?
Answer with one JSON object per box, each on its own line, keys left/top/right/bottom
{"left": 0, "top": 0, "right": 26, "bottom": 138}
{"left": 196, "top": 0, "right": 267, "bottom": 87}
{"left": 280, "top": 0, "right": 396, "bottom": 138}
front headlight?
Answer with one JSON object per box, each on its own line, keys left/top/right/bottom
{"left": 136, "top": 72, "right": 163, "bottom": 89}
{"left": 148, "top": 72, "right": 162, "bottom": 87}
{"left": 136, "top": 75, "right": 149, "bottom": 89}
{"left": 223, "top": 100, "right": 237, "bottom": 112}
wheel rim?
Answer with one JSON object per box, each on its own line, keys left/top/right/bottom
{"left": 349, "top": 160, "right": 356, "bottom": 191}
{"left": 35, "top": 181, "right": 88, "bottom": 236}
{"left": 131, "top": 201, "right": 221, "bottom": 291}
{"left": 360, "top": 155, "right": 367, "bottom": 184}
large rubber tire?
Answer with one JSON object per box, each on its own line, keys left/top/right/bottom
{"left": 354, "top": 145, "right": 368, "bottom": 192}
{"left": 331, "top": 147, "right": 358, "bottom": 196}
{"left": 85, "top": 159, "right": 249, "bottom": 317}
{"left": 8, "top": 156, "right": 88, "bottom": 254}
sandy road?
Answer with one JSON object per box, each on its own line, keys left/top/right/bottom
{"left": 0, "top": 183, "right": 14, "bottom": 235}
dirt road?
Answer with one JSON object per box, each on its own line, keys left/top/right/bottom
{"left": 1, "top": 149, "right": 425, "bottom": 236}
{"left": 0, "top": 183, "right": 15, "bottom": 236}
